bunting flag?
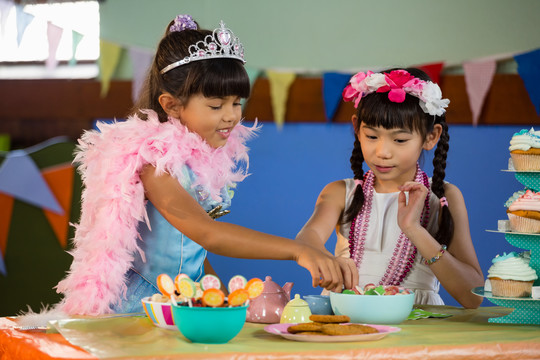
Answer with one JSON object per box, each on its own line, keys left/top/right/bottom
{"left": 99, "top": 39, "right": 123, "bottom": 98}
{"left": 128, "top": 46, "right": 153, "bottom": 103}
{"left": 45, "top": 21, "right": 63, "bottom": 70}
{"left": 42, "top": 164, "right": 74, "bottom": 249}
{"left": 15, "top": 4, "right": 33, "bottom": 46}
{"left": 0, "top": 247, "right": 5, "bottom": 276}
{"left": 0, "top": 192, "right": 14, "bottom": 269}
{"left": 515, "top": 48, "right": 540, "bottom": 115}
{"left": 69, "top": 30, "right": 84, "bottom": 66}
{"left": 322, "top": 72, "right": 351, "bottom": 122}
{"left": 417, "top": 62, "right": 444, "bottom": 84}
{"left": 242, "top": 66, "right": 261, "bottom": 109}
{"left": 463, "top": 59, "right": 496, "bottom": 126}
{"left": 267, "top": 70, "right": 296, "bottom": 128}
{"left": 0, "top": 0, "right": 13, "bottom": 39}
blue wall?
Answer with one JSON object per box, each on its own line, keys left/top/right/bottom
{"left": 207, "top": 122, "right": 526, "bottom": 307}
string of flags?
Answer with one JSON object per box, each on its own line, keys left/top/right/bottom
{"left": 1, "top": 0, "right": 539, "bottom": 127}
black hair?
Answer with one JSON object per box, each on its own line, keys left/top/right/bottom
{"left": 344, "top": 67, "right": 454, "bottom": 247}
{"left": 133, "top": 19, "right": 250, "bottom": 122}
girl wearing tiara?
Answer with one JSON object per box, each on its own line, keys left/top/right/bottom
{"left": 49, "top": 14, "right": 355, "bottom": 316}
{"left": 296, "top": 68, "right": 483, "bottom": 308}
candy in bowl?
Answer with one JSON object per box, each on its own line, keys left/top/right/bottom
{"left": 330, "top": 285, "right": 414, "bottom": 324}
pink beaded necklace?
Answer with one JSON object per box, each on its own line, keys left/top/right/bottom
{"left": 348, "top": 163, "right": 431, "bottom": 286}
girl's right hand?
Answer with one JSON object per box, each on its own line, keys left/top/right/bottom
{"left": 295, "top": 244, "right": 357, "bottom": 292}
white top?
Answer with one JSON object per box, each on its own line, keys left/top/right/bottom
{"left": 333, "top": 178, "right": 444, "bottom": 305}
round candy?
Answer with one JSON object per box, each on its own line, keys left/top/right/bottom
{"left": 156, "top": 274, "right": 175, "bottom": 296}
{"left": 177, "top": 278, "right": 197, "bottom": 298}
{"left": 245, "top": 278, "right": 264, "bottom": 299}
{"left": 228, "top": 288, "right": 249, "bottom": 306}
{"left": 200, "top": 274, "right": 221, "bottom": 290}
{"left": 174, "top": 273, "right": 190, "bottom": 293}
{"left": 202, "top": 288, "right": 225, "bottom": 307}
{"left": 228, "top": 275, "right": 247, "bottom": 293}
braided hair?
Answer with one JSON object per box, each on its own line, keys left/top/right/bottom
{"left": 343, "top": 68, "right": 454, "bottom": 247}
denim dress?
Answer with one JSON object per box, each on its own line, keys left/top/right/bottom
{"left": 112, "top": 165, "right": 232, "bottom": 313}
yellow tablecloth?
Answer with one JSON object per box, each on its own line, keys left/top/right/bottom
{"left": 1, "top": 305, "right": 539, "bottom": 359}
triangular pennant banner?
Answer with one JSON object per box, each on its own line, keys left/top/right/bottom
{"left": 266, "top": 70, "right": 296, "bottom": 129}
{"left": 242, "top": 66, "right": 261, "bottom": 109}
{"left": 0, "top": 247, "right": 6, "bottom": 276}
{"left": 128, "top": 46, "right": 153, "bottom": 103}
{"left": 46, "top": 21, "right": 63, "bottom": 70}
{"left": 515, "top": 48, "right": 540, "bottom": 115}
{"left": 99, "top": 39, "right": 123, "bottom": 98}
{"left": 15, "top": 4, "right": 33, "bottom": 46}
{"left": 42, "top": 164, "right": 74, "bottom": 249}
{"left": 0, "top": 150, "right": 63, "bottom": 214}
{"left": 417, "top": 62, "right": 444, "bottom": 84}
{"left": 69, "top": 30, "right": 84, "bottom": 66}
{"left": 463, "top": 59, "right": 496, "bottom": 126}
{"left": 322, "top": 72, "right": 351, "bottom": 122}
{"left": 0, "top": 0, "right": 13, "bottom": 39}
{"left": 0, "top": 192, "right": 14, "bottom": 257}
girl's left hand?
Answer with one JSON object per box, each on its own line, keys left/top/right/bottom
{"left": 397, "top": 181, "right": 428, "bottom": 234}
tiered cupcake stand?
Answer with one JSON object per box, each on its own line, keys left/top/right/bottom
{"left": 472, "top": 170, "right": 540, "bottom": 325}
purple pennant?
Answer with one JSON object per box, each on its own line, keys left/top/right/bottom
{"left": 515, "top": 48, "right": 540, "bottom": 115}
{"left": 323, "top": 72, "right": 352, "bottom": 122}
{"left": 0, "top": 247, "right": 6, "bottom": 276}
{"left": 0, "top": 150, "right": 63, "bottom": 214}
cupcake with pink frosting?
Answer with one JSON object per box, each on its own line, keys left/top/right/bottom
{"left": 506, "top": 189, "right": 540, "bottom": 233}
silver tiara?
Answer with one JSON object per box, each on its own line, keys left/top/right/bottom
{"left": 160, "top": 20, "right": 245, "bottom": 74}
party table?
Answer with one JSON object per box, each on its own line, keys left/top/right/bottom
{"left": 1, "top": 305, "right": 539, "bottom": 360}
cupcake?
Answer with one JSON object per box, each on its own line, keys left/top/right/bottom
{"left": 509, "top": 128, "right": 540, "bottom": 171}
{"left": 506, "top": 189, "right": 540, "bottom": 233}
{"left": 487, "top": 252, "right": 537, "bottom": 297}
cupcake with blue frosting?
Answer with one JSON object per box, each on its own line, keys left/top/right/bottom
{"left": 509, "top": 128, "right": 540, "bottom": 171}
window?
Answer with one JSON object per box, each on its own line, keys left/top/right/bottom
{"left": 0, "top": 1, "right": 99, "bottom": 62}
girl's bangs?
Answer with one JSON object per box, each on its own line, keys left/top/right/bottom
{"left": 198, "top": 59, "right": 250, "bottom": 99}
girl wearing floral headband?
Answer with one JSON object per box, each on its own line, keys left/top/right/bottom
{"left": 19, "top": 15, "right": 355, "bottom": 321}
{"left": 297, "top": 68, "right": 484, "bottom": 308}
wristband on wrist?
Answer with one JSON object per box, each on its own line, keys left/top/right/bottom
{"left": 424, "top": 245, "right": 447, "bottom": 266}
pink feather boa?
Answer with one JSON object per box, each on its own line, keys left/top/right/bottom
{"left": 55, "top": 110, "right": 259, "bottom": 315}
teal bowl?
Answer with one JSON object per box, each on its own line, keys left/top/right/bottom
{"left": 171, "top": 304, "right": 247, "bottom": 343}
{"left": 329, "top": 291, "right": 414, "bottom": 324}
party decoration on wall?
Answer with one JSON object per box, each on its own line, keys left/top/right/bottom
{"left": 15, "top": 4, "right": 33, "bottom": 46}
{"left": 99, "top": 39, "right": 123, "bottom": 98}
{"left": 417, "top": 62, "right": 444, "bottom": 85}
{"left": 0, "top": 137, "right": 77, "bottom": 277}
{"left": 242, "top": 66, "right": 261, "bottom": 109}
{"left": 69, "top": 30, "right": 83, "bottom": 66}
{"left": 267, "top": 70, "right": 296, "bottom": 129}
{"left": 463, "top": 59, "right": 496, "bottom": 126}
{"left": 515, "top": 48, "right": 540, "bottom": 115}
{"left": 42, "top": 164, "right": 74, "bottom": 249}
{"left": 0, "top": 0, "right": 13, "bottom": 37}
{"left": 322, "top": 72, "right": 352, "bottom": 121}
{"left": 45, "top": 21, "right": 63, "bottom": 70}
{"left": 128, "top": 46, "right": 153, "bottom": 103}
{"left": 0, "top": 248, "right": 5, "bottom": 276}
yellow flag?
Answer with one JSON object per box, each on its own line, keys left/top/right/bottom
{"left": 267, "top": 70, "right": 296, "bottom": 129}
{"left": 99, "top": 40, "right": 123, "bottom": 98}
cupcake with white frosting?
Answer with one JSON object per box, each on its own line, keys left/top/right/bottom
{"left": 487, "top": 252, "right": 537, "bottom": 297}
{"left": 509, "top": 128, "right": 540, "bottom": 171}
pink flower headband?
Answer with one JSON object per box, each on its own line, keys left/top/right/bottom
{"left": 342, "top": 70, "right": 450, "bottom": 116}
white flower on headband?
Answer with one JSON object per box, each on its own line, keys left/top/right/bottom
{"left": 419, "top": 81, "right": 450, "bottom": 116}
{"left": 342, "top": 69, "right": 450, "bottom": 116}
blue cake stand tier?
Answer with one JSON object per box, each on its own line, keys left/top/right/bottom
{"left": 472, "top": 287, "right": 540, "bottom": 325}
